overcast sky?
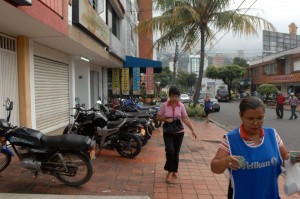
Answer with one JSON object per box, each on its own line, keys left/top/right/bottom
{"left": 153, "top": 0, "right": 300, "bottom": 59}
{"left": 208, "top": 0, "right": 300, "bottom": 58}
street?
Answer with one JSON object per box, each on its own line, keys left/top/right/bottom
{"left": 210, "top": 101, "right": 300, "bottom": 151}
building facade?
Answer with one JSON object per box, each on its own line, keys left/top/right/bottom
{"left": 248, "top": 47, "right": 300, "bottom": 97}
{"left": 0, "top": 0, "right": 158, "bottom": 133}
{"left": 248, "top": 24, "right": 300, "bottom": 98}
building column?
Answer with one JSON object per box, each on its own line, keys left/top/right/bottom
{"left": 17, "top": 36, "right": 32, "bottom": 127}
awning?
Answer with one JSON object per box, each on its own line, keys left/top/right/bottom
{"left": 123, "top": 56, "right": 162, "bottom": 73}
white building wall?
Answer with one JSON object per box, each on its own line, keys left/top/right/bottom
{"left": 74, "top": 59, "right": 90, "bottom": 108}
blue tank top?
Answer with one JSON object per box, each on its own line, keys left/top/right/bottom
{"left": 226, "top": 127, "right": 282, "bottom": 199}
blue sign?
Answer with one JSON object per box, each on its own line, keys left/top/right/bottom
{"left": 133, "top": 68, "right": 140, "bottom": 95}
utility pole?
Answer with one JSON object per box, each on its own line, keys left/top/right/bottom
{"left": 172, "top": 42, "right": 179, "bottom": 85}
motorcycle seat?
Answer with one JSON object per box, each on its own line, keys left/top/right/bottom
{"left": 41, "top": 134, "right": 93, "bottom": 149}
{"left": 124, "top": 112, "right": 150, "bottom": 118}
{"left": 107, "top": 119, "right": 126, "bottom": 129}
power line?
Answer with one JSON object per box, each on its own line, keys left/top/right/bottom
{"left": 207, "top": 0, "right": 258, "bottom": 51}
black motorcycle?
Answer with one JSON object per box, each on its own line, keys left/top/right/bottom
{"left": 63, "top": 99, "right": 142, "bottom": 158}
{"left": 0, "top": 98, "right": 95, "bottom": 186}
{"left": 99, "top": 102, "right": 152, "bottom": 146}
{"left": 119, "top": 97, "right": 162, "bottom": 128}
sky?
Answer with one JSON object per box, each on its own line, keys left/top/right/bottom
{"left": 207, "top": 0, "right": 300, "bottom": 59}
{"left": 153, "top": 0, "right": 300, "bottom": 59}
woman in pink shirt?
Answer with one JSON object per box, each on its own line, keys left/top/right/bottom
{"left": 157, "top": 86, "right": 197, "bottom": 184}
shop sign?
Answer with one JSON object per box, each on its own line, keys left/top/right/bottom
{"left": 272, "top": 75, "right": 294, "bottom": 82}
{"left": 146, "top": 68, "right": 154, "bottom": 95}
{"left": 132, "top": 68, "right": 140, "bottom": 95}
{"left": 122, "top": 68, "right": 130, "bottom": 95}
{"left": 112, "top": 69, "right": 120, "bottom": 95}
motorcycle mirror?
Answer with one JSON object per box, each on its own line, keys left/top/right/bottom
{"left": 4, "top": 98, "right": 12, "bottom": 111}
{"left": 75, "top": 97, "right": 80, "bottom": 104}
{"left": 96, "top": 100, "right": 102, "bottom": 105}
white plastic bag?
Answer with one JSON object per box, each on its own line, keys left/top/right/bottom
{"left": 284, "top": 157, "right": 300, "bottom": 195}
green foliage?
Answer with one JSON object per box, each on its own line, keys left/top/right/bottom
{"left": 186, "top": 104, "right": 204, "bottom": 117}
{"left": 206, "top": 65, "right": 245, "bottom": 99}
{"left": 160, "top": 91, "right": 168, "bottom": 97}
{"left": 233, "top": 57, "right": 249, "bottom": 67}
{"left": 154, "top": 66, "right": 172, "bottom": 88}
{"left": 257, "top": 84, "right": 279, "bottom": 98}
{"left": 176, "top": 71, "right": 197, "bottom": 92}
{"left": 136, "top": 0, "right": 275, "bottom": 108}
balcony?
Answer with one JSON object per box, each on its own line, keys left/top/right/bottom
{"left": 109, "top": 32, "right": 126, "bottom": 60}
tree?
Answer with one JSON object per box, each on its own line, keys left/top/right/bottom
{"left": 176, "top": 70, "right": 197, "bottom": 92}
{"left": 154, "top": 66, "right": 172, "bottom": 88}
{"left": 257, "top": 84, "right": 278, "bottom": 100}
{"left": 136, "top": 0, "right": 276, "bottom": 107}
{"left": 206, "top": 65, "right": 245, "bottom": 99}
{"left": 233, "top": 57, "right": 248, "bottom": 67}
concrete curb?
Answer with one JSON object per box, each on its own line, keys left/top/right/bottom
{"left": 0, "top": 194, "right": 150, "bottom": 199}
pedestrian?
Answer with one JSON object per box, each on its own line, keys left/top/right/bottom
{"left": 275, "top": 91, "right": 285, "bottom": 119}
{"left": 204, "top": 93, "right": 211, "bottom": 123}
{"left": 289, "top": 93, "right": 299, "bottom": 120}
{"left": 211, "top": 96, "right": 291, "bottom": 199}
{"left": 156, "top": 86, "right": 197, "bottom": 184}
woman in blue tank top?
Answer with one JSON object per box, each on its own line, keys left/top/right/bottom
{"left": 210, "top": 96, "right": 294, "bottom": 199}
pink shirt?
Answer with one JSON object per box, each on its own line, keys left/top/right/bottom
{"left": 158, "top": 100, "right": 188, "bottom": 119}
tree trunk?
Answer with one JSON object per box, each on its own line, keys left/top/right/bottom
{"left": 172, "top": 42, "right": 179, "bottom": 86}
{"left": 192, "top": 28, "right": 205, "bottom": 108}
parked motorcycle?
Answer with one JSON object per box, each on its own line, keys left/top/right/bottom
{"left": 0, "top": 98, "right": 95, "bottom": 186}
{"left": 63, "top": 98, "right": 142, "bottom": 158}
{"left": 99, "top": 102, "right": 152, "bottom": 146}
{"left": 119, "top": 97, "right": 162, "bottom": 128}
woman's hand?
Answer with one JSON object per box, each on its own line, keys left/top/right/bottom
{"left": 165, "top": 118, "right": 174, "bottom": 123}
{"left": 191, "top": 130, "right": 197, "bottom": 139}
{"left": 225, "top": 156, "right": 241, "bottom": 170}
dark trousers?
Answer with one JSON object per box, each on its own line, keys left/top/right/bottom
{"left": 290, "top": 106, "right": 298, "bottom": 119}
{"left": 163, "top": 132, "right": 184, "bottom": 172}
{"left": 276, "top": 104, "right": 284, "bottom": 118}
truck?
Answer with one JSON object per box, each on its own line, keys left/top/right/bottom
{"left": 215, "top": 85, "right": 229, "bottom": 102}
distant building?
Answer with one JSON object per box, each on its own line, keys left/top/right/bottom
{"left": 212, "top": 53, "right": 225, "bottom": 66}
{"left": 247, "top": 23, "right": 300, "bottom": 97}
{"left": 188, "top": 55, "right": 208, "bottom": 74}
{"left": 263, "top": 23, "right": 300, "bottom": 56}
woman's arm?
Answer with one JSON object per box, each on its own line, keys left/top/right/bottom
{"left": 280, "top": 144, "right": 289, "bottom": 161}
{"left": 181, "top": 116, "right": 197, "bottom": 139}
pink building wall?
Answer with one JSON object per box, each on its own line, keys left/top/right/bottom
{"left": 18, "top": 0, "right": 69, "bottom": 35}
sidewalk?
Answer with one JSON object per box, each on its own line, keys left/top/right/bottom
{"left": 0, "top": 120, "right": 299, "bottom": 199}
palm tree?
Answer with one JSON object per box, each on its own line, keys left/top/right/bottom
{"left": 136, "top": 0, "right": 276, "bottom": 107}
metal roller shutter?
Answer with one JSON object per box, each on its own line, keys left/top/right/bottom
{"left": 34, "top": 56, "right": 69, "bottom": 132}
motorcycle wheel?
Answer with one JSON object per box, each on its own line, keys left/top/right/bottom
{"left": 0, "top": 150, "right": 11, "bottom": 172}
{"left": 54, "top": 152, "right": 93, "bottom": 186}
{"left": 116, "top": 133, "right": 142, "bottom": 158}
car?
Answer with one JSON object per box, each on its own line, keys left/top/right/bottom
{"left": 180, "top": 94, "right": 191, "bottom": 103}
{"left": 196, "top": 91, "right": 220, "bottom": 112}
{"left": 216, "top": 89, "right": 229, "bottom": 102}
{"left": 198, "top": 97, "right": 220, "bottom": 112}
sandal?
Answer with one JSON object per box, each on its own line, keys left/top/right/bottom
{"left": 172, "top": 172, "right": 178, "bottom": 178}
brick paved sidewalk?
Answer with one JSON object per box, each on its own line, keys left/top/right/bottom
{"left": 0, "top": 120, "right": 299, "bottom": 199}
